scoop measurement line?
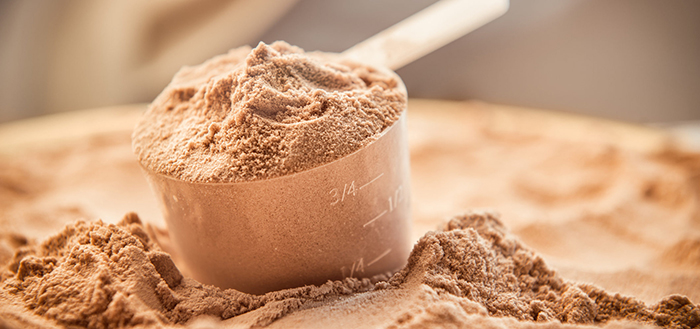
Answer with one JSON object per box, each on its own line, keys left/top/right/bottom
{"left": 367, "top": 249, "right": 392, "bottom": 267}
{"left": 359, "top": 173, "right": 384, "bottom": 190}
{"left": 363, "top": 210, "right": 388, "bottom": 228}
{"left": 329, "top": 173, "right": 385, "bottom": 205}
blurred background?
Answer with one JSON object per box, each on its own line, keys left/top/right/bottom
{"left": 0, "top": 0, "right": 698, "bottom": 124}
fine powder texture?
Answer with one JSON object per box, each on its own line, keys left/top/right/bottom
{"left": 1, "top": 212, "right": 698, "bottom": 329}
{"left": 387, "top": 213, "right": 700, "bottom": 328}
{"left": 132, "top": 41, "right": 406, "bottom": 183}
{"left": 0, "top": 214, "right": 379, "bottom": 328}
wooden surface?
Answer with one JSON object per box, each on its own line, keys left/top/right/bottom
{"left": 0, "top": 99, "right": 674, "bottom": 155}
{"left": 0, "top": 104, "right": 145, "bottom": 155}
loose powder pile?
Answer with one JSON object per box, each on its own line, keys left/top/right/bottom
{"left": 0, "top": 214, "right": 380, "bottom": 329}
{"left": 132, "top": 41, "right": 406, "bottom": 183}
{"left": 386, "top": 213, "right": 700, "bottom": 328}
{"left": 1, "top": 212, "right": 697, "bottom": 328}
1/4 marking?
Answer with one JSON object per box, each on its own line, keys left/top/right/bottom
{"left": 340, "top": 258, "right": 365, "bottom": 278}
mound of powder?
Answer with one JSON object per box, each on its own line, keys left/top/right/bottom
{"left": 0, "top": 213, "right": 380, "bottom": 329}
{"left": 387, "top": 213, "right": 700, "bottom": 328}
{"left": 1, "top": 212, "right": 697, "bottom": 328}
{"left": 132, "top": 41, "right": 406, "bottom": 183}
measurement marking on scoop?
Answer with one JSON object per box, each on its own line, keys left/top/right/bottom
{"left": 359, "top": 173, "right": 384, "bottom": 190}
{"left": 341, "top": 258, "right": 366, "bottom": 278}
{"left": 363, "top": 210, "right": 388, "bottom": 227}
{"left": 367, "top": 249, "right": 392, "bottom": 267}
{"left": 329, "top": 173, "right": 385, "bottom": 205}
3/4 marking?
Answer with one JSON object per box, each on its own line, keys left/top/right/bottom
{"left": 329, "top": 188, "right": 340, "bottom": 205}
{"left": 329, "top": 180, "right": 357, "bottom": 205}
{"left": 367, "top": 249, "right": 392, "bottom": 267}
{"left": 329, "top": 173, "right": 385, "bottom": 206}
{"left": 363, "top": 210, "right": 387, "bottom": 228}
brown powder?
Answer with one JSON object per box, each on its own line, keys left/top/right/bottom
{"left": 388, "top": 212, "right": 700, "bottom": 328}
{"left": 132, "top": 41, "right": 406, "bottom": 183}
{"left": 0, "top": 213, "right": 381, "bottom": 328}
{"left": 1, "top": 212, "right": 697, "bottom": 328}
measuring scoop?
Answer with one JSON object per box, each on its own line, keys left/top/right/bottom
{"left": 142, "top": 0, "right": 508, "bottom": 294}
{"left": 145, "top": 108, "right": 410, "bottom": 294}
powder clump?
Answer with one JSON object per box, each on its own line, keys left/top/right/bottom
{"left": 132, "top": 41, "right": 406, "bottom": 183}
{"left": 387, "top": 212, "right": 700, "bottom": 329}
{"left": 0, "top": 214, "right": 379, "bottom": 328}
{"left": 1, "top": 212, "right": 697, "bottom": 328}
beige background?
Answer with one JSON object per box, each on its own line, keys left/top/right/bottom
{"left": 1, "top": 0, "right": 699, "bottom": 123}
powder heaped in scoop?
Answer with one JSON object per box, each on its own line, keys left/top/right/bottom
{"left": 132, "top": 41, "right": 406, "bottom": 183}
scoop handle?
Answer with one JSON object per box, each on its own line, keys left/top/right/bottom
{"left": 342, "top": 0, "right": 509, "bottom": 70}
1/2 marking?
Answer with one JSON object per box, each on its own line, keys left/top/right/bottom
{"left": 388, "top": 185, "right": 404, "bottom": 212}
{"left": 362, "top": 184, "right": 405, "bottom": 227}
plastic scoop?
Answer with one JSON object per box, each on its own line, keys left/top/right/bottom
{"left": 342, "top": 0, "right": 509, "bottom": 70}
{"left": 142, "top": 0, "right": 509, "bottom": 295}
{"left": 144, "top": 71, "right": 410, "bottom": 295}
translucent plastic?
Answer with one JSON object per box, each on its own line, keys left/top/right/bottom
{"left": 143, "top": 113, "right": 412, "bottom": 295}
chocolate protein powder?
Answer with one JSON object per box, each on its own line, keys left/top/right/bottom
{"left": 2, "top": 213, "right": 697, "bottom": 328}
{"left": 131, "top": 41, "right": 412, "bottom": 294}
{"left": 132, "top": 41, "right": 406, "bottom": 183}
